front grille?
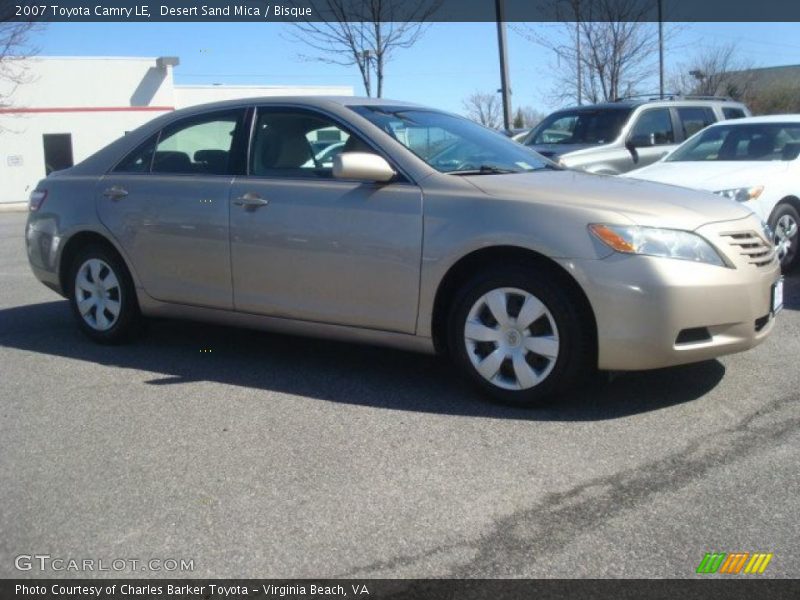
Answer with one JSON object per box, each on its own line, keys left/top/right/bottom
{"left": 719, "top": 231, "right": 775, "bottom": 268}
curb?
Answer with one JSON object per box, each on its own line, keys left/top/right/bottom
{"left": 0, "top": 202, "right": 28, "bottom": 213}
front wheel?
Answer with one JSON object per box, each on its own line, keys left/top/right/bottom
{"left": 68, "top": 244, "right": 141, "bottom": 344}
{"left": 447, "top": 266, "right": 594, "bottom": 407}
{"left": 770, "top": 203, "right": 799, "bottom": 270}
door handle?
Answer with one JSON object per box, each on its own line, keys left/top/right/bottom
{"left": 103, "top": 186, "right": 128, "bottom": 200}
{"left": 234, "top": 193, "right": 269, "bottom": 209}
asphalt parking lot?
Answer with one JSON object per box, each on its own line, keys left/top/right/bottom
{"left": 1, "top": 210, "right": 798, "bottom": 579}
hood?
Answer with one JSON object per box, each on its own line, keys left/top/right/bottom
{"left": 526, "top": 143, "right": 597, "bottom": 160}
{"left": 463, "top": 169, "right": 752, "bottom": 230}
{"left": 625, "top": 160, "right": 790, "bottom": 192}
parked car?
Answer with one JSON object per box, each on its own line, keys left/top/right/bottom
{"left": 522, "top": 95, "right": 750, "bottom": 174}
{"left": 511, "top": 128, "right": 532, "bottom": 143}
{"left": 25, "top": 97, "right": 781, "bottom": 406}
{"left": 500, "top": 127, "right": 529, "bottom": 141}
{"left": 624, "top": 115, "right": 800, "bottom": 270}
{"left": 306, "top": 140, "right": 346, "bottom": 169}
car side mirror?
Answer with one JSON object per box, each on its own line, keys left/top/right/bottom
{"left": 333, "top": 152, "right": 396, "bottom": 183}
{"left": 627, "top": 133, "right": 655, "bottom": 148}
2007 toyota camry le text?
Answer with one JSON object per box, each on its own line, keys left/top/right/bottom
{"left": 25, "top": 97, "right": 783, "bottom": 406}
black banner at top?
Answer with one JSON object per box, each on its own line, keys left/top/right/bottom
{"left": 4, "top": 0, "right": 800, "bottom": 23}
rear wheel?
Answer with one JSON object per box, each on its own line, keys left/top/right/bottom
{"left": 447, "top": 265, "right": 593, "bottom": 407}
{"left": 68, "top": 244, "right": 140, "bottom": 343}
{"left": 770, "top": 203, "right": 799, "bottom": 270}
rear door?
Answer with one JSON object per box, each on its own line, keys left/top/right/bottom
{"left": 676, "top": 106, "right": 717, "bottom": 141}
{"left": 97, "top": 108, "right": 248, "bottom": 309}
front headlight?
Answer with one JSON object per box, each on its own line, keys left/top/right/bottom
{"left": 589, "top": 224, "right": 726, "bottom": 266}
{"left": 714, "top": 186, "right": 764, "bottom": 203}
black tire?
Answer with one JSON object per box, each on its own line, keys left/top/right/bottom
{"left": 67, "top": 243, "right": 141, "bottom": 344}
{"left": 769, "top": 202, "right": 800, "bottom": 271}
{"left": 447, "top": 265, "right": 594, "bottom": 407}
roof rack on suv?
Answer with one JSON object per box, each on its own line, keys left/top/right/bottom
{"left": 612, "top": 93, "right": 735, "bottom": 102}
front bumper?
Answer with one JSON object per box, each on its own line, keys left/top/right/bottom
{"left": 559, "top": 236, "right": 781, "bottom": 371}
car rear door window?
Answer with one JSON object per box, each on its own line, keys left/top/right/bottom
{"left": 152, "top": 110, "right": 246, "bottom": 175}
{"left": 630, "top": 109, "right": 675, "bottom": 145}
{"left": 677, "top": 107, "right": 716, "bottom": 139}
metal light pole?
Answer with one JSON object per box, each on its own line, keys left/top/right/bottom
{"left": 576, "top": 17, "right": 582, "bottom": 105}
{"left": 495, "top": 0, "right": 512, "bottom": 131}
{"left": 658, "top": 0, "right": 664, "bottom": 98}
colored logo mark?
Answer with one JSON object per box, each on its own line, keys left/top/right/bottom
{"left": 696, "top": 552, "right": 773, "bottom": 574}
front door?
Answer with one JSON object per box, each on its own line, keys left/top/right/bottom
{"left": 97, "top": 108, "right": 247, "bottom": 309}
{"left": 229, "top": 107, "right": 423, "bottom": 333}
{"left": 626, "top": 107, "right": 677, "bottom": 170}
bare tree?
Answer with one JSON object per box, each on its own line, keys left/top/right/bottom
{"left": 0, "top": 19, "right": 37, "bottom": 109}
{"left": 668, "top": 43, "right": 756, "bottom": 100}
{"left": 515, "top": 0, "right": 662, "bottom": 104}
{"left": 748, "top": 82, "right": 800, "bottom": 115}
{"left": 288, "top": 0, "right": 441, "bottom": 97}
{"left": 513, "top": 105, "right": 545, "bottom": 128}
{"left": 463, "top": 91, "right": 502, "bottom": 129}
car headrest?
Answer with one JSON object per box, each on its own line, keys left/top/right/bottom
{"left": 746, "top": 136, "right": 773, "bottom": 159}
{"left": 781, "top": 142, "right": 800, "bottom": 161}
{"left": 194, "top": 149, "right": 229, "bottom": 174}
{"left": 153, "top": 151, "right": 192, "bottom": 173}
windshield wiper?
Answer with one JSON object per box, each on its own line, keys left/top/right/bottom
{"left": 449, "top": 165, "right": 521, "bottom": 176}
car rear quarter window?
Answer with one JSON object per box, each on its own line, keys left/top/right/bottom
{"left": 113, "top": 135, "right": 157, "bottom": 173}
{"left": 723, "top": 107, "right": 747, "bottom": 120}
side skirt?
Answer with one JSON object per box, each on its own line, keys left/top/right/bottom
{"left": 136, "top": 289, "right": 436, "bottom": 355}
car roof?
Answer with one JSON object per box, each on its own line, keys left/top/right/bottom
{"left": 553, "top": 102, "right": 640, "bottom": 112}
{"left": 708, "top": 114, "right": 800, "bottom": 125}
{"left": 165, "top": 95, "right": 423, "bottom": 117}
{"left": 553, "top": 98, "right": 747, "bottom": 113}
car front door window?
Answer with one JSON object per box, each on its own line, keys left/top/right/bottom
{"left": 631, "top": 109, "right": 675, "bottom": 146}
{"left": 250, "top": 111, "right": 370, "bottom": 178}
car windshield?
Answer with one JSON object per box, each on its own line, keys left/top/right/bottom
{"left": 667, "top": 122, "right": 800, "bottom": 162}
{"left": 527, "top": 107, "right": 632, "bottom": 145}
{"left": 350, "top": 105, "right": 555, "bottom": 174}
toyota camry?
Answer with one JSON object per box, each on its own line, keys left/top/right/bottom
{"left": 25, "top": 97, "right": 782, "bottom": 406}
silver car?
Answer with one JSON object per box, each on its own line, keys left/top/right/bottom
{"left": 524, "top": 96, "right": 750, "bottom": 174}
{"left": 25, "top": 97, "right": 782, "bottom": 406}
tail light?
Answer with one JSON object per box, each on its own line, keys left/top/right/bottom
{"left": 29, "top": 190, "right": 47, "bottom": 212}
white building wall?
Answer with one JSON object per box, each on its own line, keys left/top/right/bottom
{"left": 174, "top": 85, "right": 353, "bottom": 108}
{"left": 0, "top": 57, "right": 352, "bottom": 204}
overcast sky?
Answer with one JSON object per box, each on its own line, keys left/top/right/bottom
{"left": 34, "top": 21, "right": 800, "bottom": 114}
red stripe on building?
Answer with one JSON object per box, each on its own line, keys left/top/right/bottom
{"left": 0, "top": 106, "right": 175, "bottom": 114}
